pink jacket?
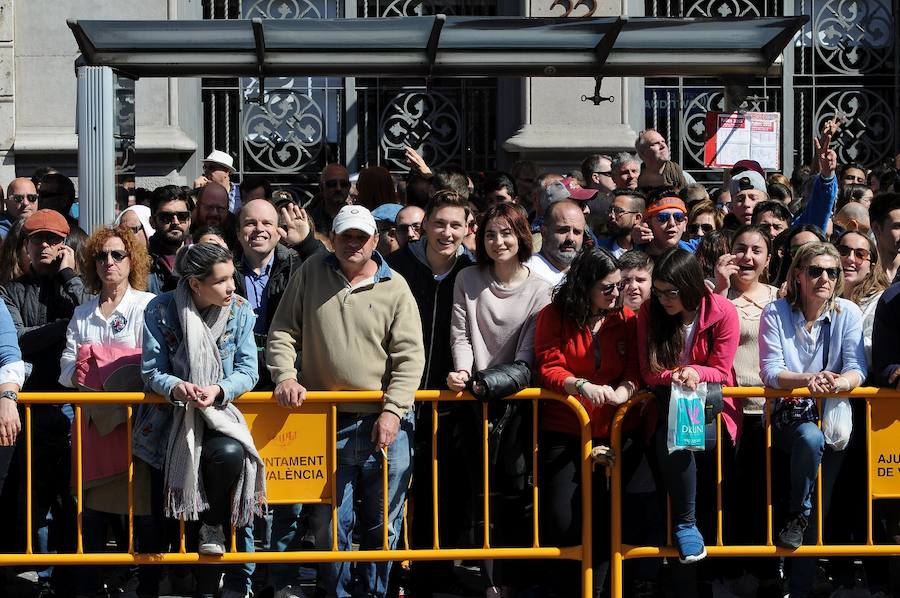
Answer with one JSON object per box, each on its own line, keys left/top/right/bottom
{"left": 637, "top": 292, "right": 742, "bottom": 442}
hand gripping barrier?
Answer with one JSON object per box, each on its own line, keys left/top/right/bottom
{"left": 5, "top": 389, "right": 598, "bottom": 598}
{"left": 609, "top": 386, "right": 900, "bottom": 598}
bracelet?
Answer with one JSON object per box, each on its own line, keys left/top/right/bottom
{"left": 574, "top": 378, "right": 588, "bottom": 396}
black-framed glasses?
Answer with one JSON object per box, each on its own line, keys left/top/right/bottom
{"left": 806, "top": 265, "right": 841, "bottom": 280}
{"left": 651, "top": 286, "right": 681, "bottom": 299}
{"left": 124, "top": 225, "right": 143, "bottom": 236}
{"left": 10, "top": 193, "right": 38, "bottom": 205}
{"left": 655, "top": 211, "right": 687, "bottom": 224}
{"left": 324, "top": 179, "right": 351, "bottom": 189}
{"left": 837, "top": 245, "right": 872, "bottom": 262}
{"left": 593, "top": 171, "right": 612, "bottom": 177}
{"left": 608, "top": 206, "right": 638, "bottom": 217}
{"left": 157, "top": 211, "right": 190, "bottom": 224}
{"left": 95, "top": 250, "right": 129, "bottom": 263}
{"left": 687, "top": 223, "right": 715, "bottom": 235}
{"left": 397, "top": 222, "right": 422, "bottom": 235}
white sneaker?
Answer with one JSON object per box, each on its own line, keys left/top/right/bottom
{"left": 274, "top": 585, "right": 308, "bottom": 598}
{"left": 198, "top": 523, "right": 226, "bottom": 556}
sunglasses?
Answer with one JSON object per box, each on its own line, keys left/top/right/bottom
{"left": 651, "top": 286, "right": 681, "bottom": 299}
{"left": 806, "top": 265, "right": 841, "bottom": 280}
{"left": 157, "top": 211, "right": 191, "bottom": 224}
{"left": 596, "top": 281, "right": 626, "bottom": 295}
{"left": 593, "top": 170, "right": 612, "bottom": 177}
{"left": 655, "top": 211, "right": 687, "bottom": 224}
{"left": 687, "top": 223, "right": 715, "bottom": 235}
{"left": 29, "top": 232, "right": 65, "bottom": 246}
{"left": 397, "top": 222, "right": 422, "bottom": 235}
{"left": 837, "top": 245, "right": 872, "bottom": 262}
{"left": 124, "top": 225, "right": 143, "bottom": 235}
{"left": 10, "top": 193, "right": 38, "bottom": 205}
{"left": 324, "top": 179, "right": 351, "bottom": 190}
{"left": 95, "top": 250, "right": 129, "bottom": 263}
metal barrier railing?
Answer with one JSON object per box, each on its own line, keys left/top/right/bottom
{"left": 7, "top": 389, "right": 596, "bottom": 597}
{"left": 609, "top": 386, "right": 900, "bottom": 598}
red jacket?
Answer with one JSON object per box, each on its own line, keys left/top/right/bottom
{"left": 535, "top": 302, "right": 641, "bottom": 438}
{"left": 637, "top": 292, "right": 742, "bottom": 442}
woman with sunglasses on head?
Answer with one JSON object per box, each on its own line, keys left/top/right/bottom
{"left": 140, "top": 242, "right": 265, "bottom": 598}
{"left": 534, "top": 247, "right": 639, "bottom": 596}
{"left": 58, "top": 225, "right": 155, "bottom": 597}
{"left": 637, "top": 248, "right": 740, "bottom": 567}
{"left": 759, "top": 242, "right": 866, "bottom": 595}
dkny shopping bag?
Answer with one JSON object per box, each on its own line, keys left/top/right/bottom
{"left": 667, "top": 382, "right": 709, "bottom": 453}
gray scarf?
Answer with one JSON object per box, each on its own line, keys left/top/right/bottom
{"left": 163, "top": 280, "right": 266, "bottom": 527}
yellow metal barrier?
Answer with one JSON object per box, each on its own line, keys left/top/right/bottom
{"left": 609, "top": 386, "right": 900, "bottom": 598}
{"left": 8, "top": 389, "right": 596, "bottom": 598}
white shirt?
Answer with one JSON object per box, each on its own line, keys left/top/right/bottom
{"left": 59, "top": 286, "right": 156, "bottom": 388}
{"left": 525, "top": 253, "right": 567, "bottom": 287}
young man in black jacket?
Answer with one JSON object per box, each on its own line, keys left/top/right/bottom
{"left": 386, "top": 190, "right": 476, "bottom": 597}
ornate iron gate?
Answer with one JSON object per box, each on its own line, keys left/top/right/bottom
{"left": 202, "top": 0, "right": 497, "bottom": 192}
{"left": 644, "top": 0, "right": 899, "bottom": 184}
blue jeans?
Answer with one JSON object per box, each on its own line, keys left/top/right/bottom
{"left": 774, "top": 421, "right": 824, "bottom": 517}
{"left": 309, "top": 411, "right": 414, "bottom": 598}
{"left": 269, "top": 503, "right": 307, "bottom": 590}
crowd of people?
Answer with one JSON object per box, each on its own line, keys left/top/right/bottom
{"left": 0, "top": 118, "right": 899, "bottom": 598}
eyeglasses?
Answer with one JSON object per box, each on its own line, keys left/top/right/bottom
{"left": 124, "top": 225, "right": 143, "bottom": 235}
{"left": 593, "top": 171, "right": 612, "bottom": 177}
{"left": 806, "top": 265, "right": 841, "bottom": 280}
{"left": 10, "top": 193, "right": 38, "bottom": 205}
{"left": 397, "top": 222, "right": 422, "bottom": 235}
{"left": 29, "top": 232, "right": 65, "bottom": 246}
{"left": 655, "top": 211, "right": 687, "bottom": 224}
{"left": 95, "top": 250, "right": 129, "bottom": 263}
{"left": 596, "top": 281, "right": 625, "bottom": 295}
{"left": 687, "top": 223, "right": 715, "bottom": 235}
{"left": 651, "top": 286, "right": 681, "bottom": 299}
{"left": 837, "top": 245, "right": 872, "bottom": 262}
{"left": 157, "top": 211, "right": 190, "bottom": 224}
{"left": 324, "top": 179, "right": 351, "bottom": 190}
{"left": 608, "top": 206, "right": 638, "bottom": 217}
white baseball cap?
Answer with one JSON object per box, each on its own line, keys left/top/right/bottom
{"left": 332, "top": 205, "right": 376, "bottom": 236}
{"left": 203, "top": 150, "right": 236, "bottom": 173}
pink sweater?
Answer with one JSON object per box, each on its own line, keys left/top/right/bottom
{"left": 450, "top": 266, "right": 552, "bottom": 374}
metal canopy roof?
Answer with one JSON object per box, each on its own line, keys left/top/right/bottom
{"left": 67, "top": 16, "right": 806, "bottom": 79}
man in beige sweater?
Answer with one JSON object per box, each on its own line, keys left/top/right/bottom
{"left": 266, "top": 204, "right": 424, "bottom": 598}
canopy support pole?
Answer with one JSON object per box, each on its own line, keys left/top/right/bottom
{"left": 76, "top": 65, "right": 116, "bottom": 234}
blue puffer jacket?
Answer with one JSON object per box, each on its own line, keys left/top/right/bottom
{"left": 134, "top": 291, "right": 259, "bottom": 470}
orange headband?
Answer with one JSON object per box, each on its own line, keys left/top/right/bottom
{"left": 644, "top": 196, "right": 687, "bottom": 219}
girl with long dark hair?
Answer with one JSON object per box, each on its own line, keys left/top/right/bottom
{"left": 637, "top": 248, "right": 740, "bottom": 564}
{"left": 534, "top": 247, "right": 639, "bottom": 595}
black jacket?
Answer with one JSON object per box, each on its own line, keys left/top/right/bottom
{"left": 147, "top": 233, "right": 180, "bottom": 295}
{"left": 233, "top": 233, "right": 326, "bottom": 389}
{"left": 0, "top": 268, "right": 91, "bottom": 391}
{"left": 387, "top": 239, "right": 474, "bottom": 389}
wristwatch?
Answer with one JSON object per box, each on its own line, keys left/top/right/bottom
{"left": 0, "top": 390, "right": 18, "bottom": 403}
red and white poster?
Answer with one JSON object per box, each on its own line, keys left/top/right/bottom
{"left": 703, "top": 111, "right": 780, "bottom": 170}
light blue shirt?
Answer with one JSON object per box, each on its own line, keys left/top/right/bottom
{"left": 759, "top": 297, "right": 867, "bottom": 389}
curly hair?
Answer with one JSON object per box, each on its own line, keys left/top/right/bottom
{"left": 79, "top": 225, "right": 150, "bottom": 294}
{"left": 552, "top": 247, "right": 620, "bottom": 328}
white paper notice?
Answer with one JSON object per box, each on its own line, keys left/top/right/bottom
{"left": 704, "top": 112, "right": 780, "bottom": 170}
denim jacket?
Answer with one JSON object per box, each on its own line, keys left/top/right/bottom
{"left": 135, "top": 291, "right": 259, "bottom": 470}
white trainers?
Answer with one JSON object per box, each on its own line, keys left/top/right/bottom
{"left": 274, "top": 585, "right": 308, "bottom": 598}
{"left": 198, "top": 523, "right": 226, "bottom": 556}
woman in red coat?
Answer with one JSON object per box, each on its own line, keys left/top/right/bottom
{"left": 637, "top": 248, "right": 740, "bottom": 566}
{"left": 534, "top": 247, "right": 640, "bottom": 596}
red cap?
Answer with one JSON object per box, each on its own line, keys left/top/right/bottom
{"left": 732, "top": 159, "right": 765, "bottom": 177}
{"left": 559, "top": 176, "right": 599, "bottom": 201}
{"left": 24, "top": 209, "right": 69, "bottom": 238}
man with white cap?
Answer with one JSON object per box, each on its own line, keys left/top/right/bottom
{"left": 266, "top": 205, "right": 424, "bottom": 598}
{"left": 728, "top": 169, "right": 769, "bottom": 226}
{"left": 194, "top": 150, "right": 242, "bottom": 213}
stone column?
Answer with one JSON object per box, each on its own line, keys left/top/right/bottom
{"left": 502, "top": 0, "right": 644, "bottom": 171}
{"left": 0, "top": 0, "right": 14, "bottom": 182}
